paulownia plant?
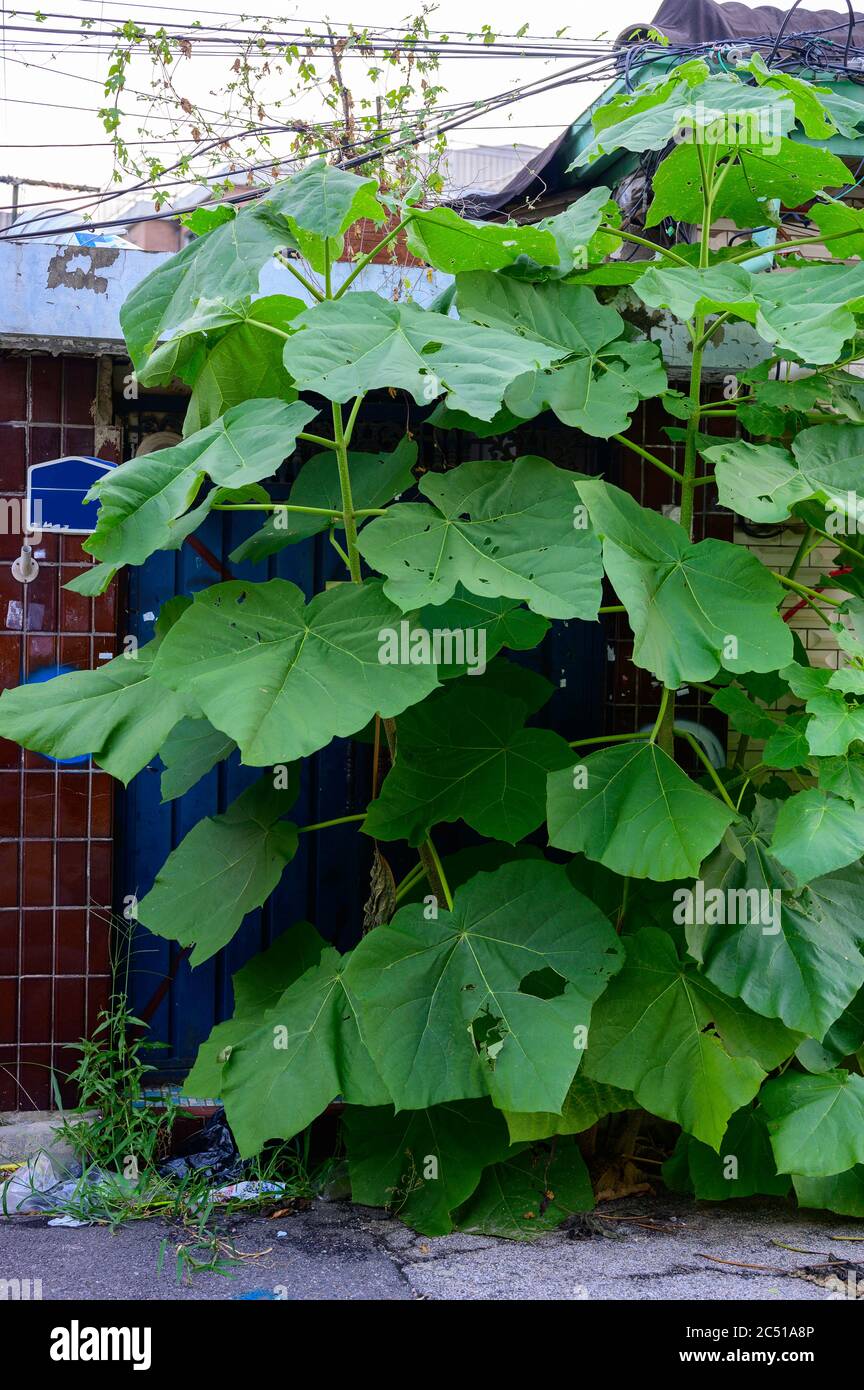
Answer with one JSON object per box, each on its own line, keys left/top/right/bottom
{"left": 6, "top": 56, "right": 864, "bottom": 1238}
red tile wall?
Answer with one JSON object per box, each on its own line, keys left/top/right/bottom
{"left": 0, "top": 352, "right": 120, "bottom": 1110}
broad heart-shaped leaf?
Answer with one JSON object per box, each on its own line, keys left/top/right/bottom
{"left": 159, "top": 716, "right": 236, "bottom": 802}
{"left": 582, "top": 928, "right": 797, "bottom": 1149}
{"left": 667, "top": 1108, "right": 791, "bottom": 1201}
{"left": 573, "top": 73, "right": 794, "bottom": 165}
{"left": 183, "top": 296, "right": 301, "bottom": 435}
{"left": 691, "top": 797, "right": 864, "bottom": 1040}
{"left": 419, "top": 588, "right": 549, "bottom": 680}
{"left": 706, "top": 424, "right": 864, "bottom": 525}
{"left": 646, "top": 138, "right": 850, "bottom": 230}
{"left": 710, "top": 685, "right": 779, "bottom": 740}
{"left": 770, "top": 788, "right": 864, "bottom": 884}
{"left": 452, "top": 1139, "right": 594, "bottom": 1240}
{"left": 136, "top": 773, "right": 300, "bottom": 966}
{"left": 267, "top": 157, "right": 385, "bottom": 271}
{"left": 83, "top": 398, "right": 317, "bottom": 580}
{"left": 0, "top": 602, "right": 192, "bottom": 784}
{"left": 405, "top": 207, "right": 559, "bottom": 274}
{"left": 635, "top": 263, "right": 759, "bottom": 323}
{"left": 184, "top": 921, "right": 326, "bottom": 1097}
{"left": 818, "top": 749, "right": 864, "bottom": 806}
{"left": 151, "top": 578, "right": 440, "bottom": 765}
{"left": 230, "top": 437, "right": 416, "bottom": 565}
{"left": 281, "top": 292, "right": 564, "bottom": 422}
{"left": 503, "top": 1076, "right": 631, "bottom": 1145}
{"left": 761, "top": 1070, "right": 864, "bottom": 1177}
{"left": 456, "top": 274, "right": 666, "bottom": 437}
{"left": 221, "top": 938, "right": 390, "bottom": 1156}
{"left": 345, "top": 860, "right": 624, "bottom": 1114}
{"left": 796, "top": 988, "right": 864, "bottom": 1075}
{"left": 794, "top": 1165, "right": 864, "bottom": 1218}
{"left": 362, "top": 675, "right": 573, "bottom": 846}
{"left": 357, "top": 456, "right": 602, "bottom": 620}
{"left": 783, "top": 661, "right": 864, "bottom": 756}
{"left": 120, "top": 161, "right": 383, "bottom": 372}
{"left": 578, "top": 480, "right": 793, "bottom": 686}
{"left": 751, "top": 263, "right": 864, "bottom": 365}
{"left": 547, "top": 741, "right": 734, "bottom": 881}
{"left": 343, "top": 1100, "right": 513, "bottom": 1237}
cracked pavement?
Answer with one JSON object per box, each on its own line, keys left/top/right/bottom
{"left": 1, "top": 1195, "right": 862, "bottom": 1300}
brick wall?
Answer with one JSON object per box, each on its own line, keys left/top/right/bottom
{"left": 0, "top": 352, "right": 121, "bottom": 1110}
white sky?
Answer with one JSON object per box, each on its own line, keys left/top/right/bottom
{"left": 0, "top": 0, "right": 857, "bottom": 221}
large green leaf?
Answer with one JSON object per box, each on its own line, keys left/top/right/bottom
{"left": 761, "top": 1070, "right": 864, "bottom": 1177}
{"left": 578, "top": 480, "right": 792, "bottom": 685}
{"left": 120, "top": 161, "right": 383, "bottom": 372}
{"left": 582, "top": 928, "right": 797, "bottom": 1148}
{"left": 647, "top": 138, "right": 850, "bottom": 230}
{"left": 406, "top": 207, "right": 558, "bottom": 273}
{"left": 456, "top": 274, "right": 666, "bottom": 437}
{"left": 793, "top": 1165, "right": 864, "bottom": 1217}
{"left": 221, "top": 937, "right": 390, "bottom": 1155}
{"left": 784, "top": 660, "right": 864, "bottom": 756}
{"left": 818, "top": 749, "right": 864, "bottom": 806}
{"left": 183, "top": 296, "right": 302, "bottom": 434}
{"left": 751, "top": 264, "right": 864, "bottom": 365}
{"left": 706, "top": 424, "right": 864, "bottom": 525}
{"left": 159, "top": 716, "right": 236, "bottom": 802}
{"left": 452, "top": 1139, "right": 594, "bottom": 1240}
{"left": 692, "top": 798, "right": 864, "bottom": 1040}
{"left": 504, "top": 1076, "right": 631, "bottom": 1145}
{"left": 136, "top": 773, "right": 300, "bottom": 966}
{"left": 83, "top": 398, "right": 316, "bottom": 577}
{"left": 151, "top": 578, "right": 440, "bottom": 765}
{"left": 636, "top": 263, "right": 759, "bottom": 323}
{"left": 281, "top": 292, "right": 564, "bottom": 421}
{"left": 574, "top": 73, "right": 794, "bottom": 165}
{"left": 0, "top": 604, "right": 192, "bottom": 784}
{"left": 418, "top": 589, "right": 549, "bottom": 679}
{"left": 363, "top": 675, "right": 572, "bottom": 846}
{"left": 771, "top": 788, "right": 864, "bottom": 883}
{"left": 345, "top": 859, "right": 623, "bottom": 1114}
{"left": 268, "top": 158, "right": 385, "bottom": 271}
{"left": 343, "top": 1100, "right": 512, "bottom": 1236}
{"left": 546, "top": 740, "right": 734, "bottom": 880}
{"left": 358, "top": 456, "right": 602, "bottom": 619}
{"left": 667, "top": 1108, "right": 790, "bottom": 1201}
{"left": 230, "top": 436, "right": 416, "bottom": 564}
{"left": 184, "top": 922, "right": 326, "bottom": 1096}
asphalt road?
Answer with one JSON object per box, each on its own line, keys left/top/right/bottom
{"left": 1, "top": 1195, "right": 861, "bottom": 1301}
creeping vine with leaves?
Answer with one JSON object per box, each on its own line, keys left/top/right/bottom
{"left": 7, "top": 55, "right": 864, "bottom": 1237}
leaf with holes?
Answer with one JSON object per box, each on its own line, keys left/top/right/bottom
{"left": 345, "top": 859, "right": 623, "bottom": 1114}
{"left": 151, "top": 578, "right": 440, "bottom": 765}
{"left": 358, "top": 456, "right": 602, "bottom": 619}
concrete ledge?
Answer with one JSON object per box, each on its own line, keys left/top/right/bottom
{"left": 0, "top": 1110, "right": 96, "bottom": 1176}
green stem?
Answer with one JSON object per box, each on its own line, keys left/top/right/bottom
{"left": 275, "top": 251, "right": 324, "bottom": 301}
{"left": 772, "top": 572, "right": 843, "bottom": 607}
{"left": 298, "top": 432, "right": 339, "bottom": 451}
{"left": 323, "top": 241, "right": 333, "bottom": 299}
{"left": 334, "top": 215, "right": 415, "bottom": 298}
{"left": 332, "top": 400, "right": 362, "bottom": 583}
{"left": 786, "top": 527, "right": 815, "bottom": 581}
{"left": 612, "top": 433, "right": 685, "bottom": 484}
{"left": 211, "top": 503, "right": 387, "bottom": 517}
{"left": 298, "top": 813, "right": 365, "bottom": 834}
{"left": 727, "top": 228, "right": 857, "bottom": 265}
{"left": 674, "top": 728, "right": 737, "bottom": 812}
{"left": 649, "top": 686, "right": 671, "bottom": 744}
{"left": 598, "top": 604, "right": 626, "bottom": 614}
{"left": 598, "top": 225, "right": 691, "bottom": 267}
{"left": 423, "top": 837, "right": 453, "bottom": 912}
{"left": 569, "top": 732, "right": 651, "bottom": 749}
{"left": 693, "top": 311, "right": 731, "bottom": 351}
